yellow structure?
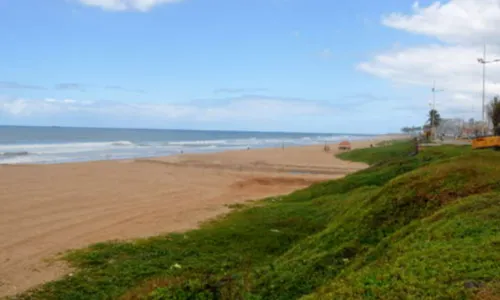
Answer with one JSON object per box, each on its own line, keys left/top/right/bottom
{"left": 472, "top": 136, "right": 500, "bottom": 150}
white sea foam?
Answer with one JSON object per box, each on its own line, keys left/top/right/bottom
{"left": 0, "top": 154, "right": 66, "bottom": 164}
{"left": 166, "top": 139, "right": 230, "bottom": 146}
{"left": 0, "top": 141, "right": 138, "bottom": 154}
{"left": 0, "top": 135, "right": 372, "bottom": 164}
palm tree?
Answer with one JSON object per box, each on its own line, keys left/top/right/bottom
{"left": 428, "top": 109, "right": 441, "bottom": 128}
{"left": 487, "top": 96, "right": 500, "bottom": 135}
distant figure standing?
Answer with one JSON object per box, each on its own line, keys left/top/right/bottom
{"left": 323, "top": 142, "right": 330, "bottom": 152}
{"left": 282, "top": 142, "right": 285, "bottom": 151}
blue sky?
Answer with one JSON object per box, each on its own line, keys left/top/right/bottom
{"left": 1, "top": 0, "right": 497, "bottom": 133}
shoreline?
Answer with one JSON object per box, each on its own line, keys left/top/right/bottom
{"left": 0, "top": 135, "right": 403, "bottom": 297}
{"left": 0, "top": 134, "right": 391, "bottom": 166}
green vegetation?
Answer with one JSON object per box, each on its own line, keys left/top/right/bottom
{"left": 488, "top": 96, "right": 500, "bottom": 135}
{"left": 18, "top": 141, "right": 500, "bottom": 299}
{"left": 400, "top": 126, "right": 422, "bottom": 135}
{"left": 336, "top": 140, "right": 416, "bottom": 164}
{"left": 428, "top": 109, "right": 442, "bottom": 127}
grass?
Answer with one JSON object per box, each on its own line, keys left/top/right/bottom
{"left": 336, "top": 140, "right": 416, "bottom": 164}
{"left": 307, "top": 192, "right": 500, "bottom": 299}
{"left": 16, "top": 141, "right": 500, "bottom": 300}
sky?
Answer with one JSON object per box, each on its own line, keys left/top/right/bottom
{"left": 1, "top": 0, "right": 499, "bottom": 134}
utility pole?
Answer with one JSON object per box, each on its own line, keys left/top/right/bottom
{"left": 482, "top": 43, "right": 486, "bottom": 133}
{"left": 431, "top": 81, "right": 444, "bottom": 140}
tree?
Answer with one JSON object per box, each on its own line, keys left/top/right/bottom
{"left": 428, "top": 109, "right": 441, "bottom": 128}
{"left": 487, "top": 96, "right": 500, "bottom": 135}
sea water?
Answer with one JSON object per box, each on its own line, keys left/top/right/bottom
{"left": 0, "top": 126, "right": 372, "bottom": 164}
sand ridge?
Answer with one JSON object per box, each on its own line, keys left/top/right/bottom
{"left": 0, "top": 137, "right": 398, "bottom": 297}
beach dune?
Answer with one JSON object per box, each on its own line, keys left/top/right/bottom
{"left": 0, "top": 137, "right": 395, "bottom": 297}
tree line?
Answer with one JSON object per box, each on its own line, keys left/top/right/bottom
{"left": 400, "top": 126, "right": 423, "bottom": 134}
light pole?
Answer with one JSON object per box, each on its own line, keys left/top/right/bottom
{"left": 431, "top": 81, "right": 444, "bottom": 140}
{"left": 477, "top": 43, "right": 500, "bottom": 136}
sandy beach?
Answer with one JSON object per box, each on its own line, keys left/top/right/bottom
{"left": 0, "top": 136, "right": 400, "bottom": 297}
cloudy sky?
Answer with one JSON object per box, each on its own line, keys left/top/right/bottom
{"left": 1, "top": 0, "right": 499, "bottom": 133}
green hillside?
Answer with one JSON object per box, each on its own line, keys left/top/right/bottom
{"left": 19, "top": 141, "right": 500, "bottom": 300}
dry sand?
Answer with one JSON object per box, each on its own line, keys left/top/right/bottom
{"left": 0, "top": 136, "right": 400, "bottom": 296}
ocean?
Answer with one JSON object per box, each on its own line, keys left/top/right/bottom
{"left": 0, "top": 126, "right": 373, "bottom": 164}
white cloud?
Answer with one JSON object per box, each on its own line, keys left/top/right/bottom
{"left": 382, "top": 0, "right": 500, "bottom": 44}
{"left": 2, "top": 99, "right": 29, "bottom": 116}
{"left": 359, "top": 0, "right": 500, "bottom": 119}
{"left": 358, "top": 45, "right": 500, "bottom": 95}
{"left": 77, "top": 0, "right": 182, "bottom": 12}
{"left": 0, "top": 96, "right": 335, "bottom": 121}
{"left": 1, "top": 98, "right": 66, "bottom": 116}
{"left": 45, "top": 98, "right": 78, "bottom": 104}
{"left": 1, "top": 94, "right": 420, "bottom": 132}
